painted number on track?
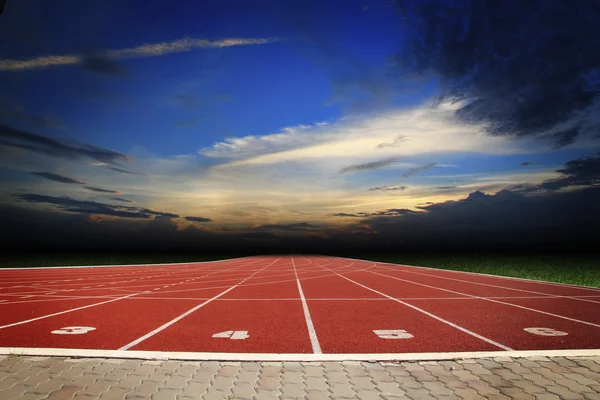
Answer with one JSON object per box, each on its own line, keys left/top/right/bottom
{"left": 523, "top": 327, "right": 568, "bottom": 336}
{"left": 373, "top": 330, "right": 414, "bottom": 339}
{"left": 51, "top": 326, "right": 96, "bottom": 335}
{"left": 212, "top": 330, "right": 249, "bottom": 340}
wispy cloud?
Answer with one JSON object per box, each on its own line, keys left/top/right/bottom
{"left": 368, "top": 185, "right": 408, "bottom": 192}
{"left": 111, "top": 197, "right": 135, "bottom": 203}
{"left": 30, "top": 172, "right": 84, "bottom": 184}
{"left": 401, "top": 162, "right": 438, "bottom": 178}
{"left": 0, "top": 37, "right": 280, "bottom": 72}
{"left": 340, "top": 157, "right": 402, "bottom": 174}
{"left": 185, "top": 216, "right": 213, "bottom": 223}
{"left": 0, "top": 104, "right": 65, "bottom": 129}
{"left": 84, "top": 186, "right": 121, "bottom": 194}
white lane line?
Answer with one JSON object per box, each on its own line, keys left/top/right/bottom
{"left": 2, "top": 347, "right": 600, "bottom": 361}
{"left": 359, "top": 268, "right": 600, "bottom": 329}
{"left": 119, "top": 258, "right": 282, "bottom": 351}
{"left": 311, "top": 257, "right": 512, "bottom": 351}
{"left": 373, "top": 264, "right": 600, "bottom": 304}
{"left": 0, "top": 256, "right": 256, "bottom": 270}
{"left": 0, "top": 293, "right": 139, "bottom": 329}
{"left": 334, "top": 256, "right": 600, "bottom": 293}
{"left": 291, "top": 256, "right": 322, "bottom": 354}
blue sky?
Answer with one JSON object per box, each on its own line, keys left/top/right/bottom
{"left": 1, "top": 0, "right": 598, "bottom": 241}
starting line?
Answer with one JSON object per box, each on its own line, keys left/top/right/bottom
{"left": 1, "top": 347, "right": 599, "bottom": 362}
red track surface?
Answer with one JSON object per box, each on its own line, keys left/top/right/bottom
{"left": 1, "top": 256, "right": 599, "bottom": 354}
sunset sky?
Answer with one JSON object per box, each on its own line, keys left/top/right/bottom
{"left": 1, "top": 0, "right": 599, "bottom": 252}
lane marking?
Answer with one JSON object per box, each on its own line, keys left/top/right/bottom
{"left": 373, "top": 330, "right": 414, "bottom": 339}
{"left": 311, "top": 258, "right": 512, "bottom": 351}
{"left": 334, "top": 256, "right": 600, "bottom": 293}
{"left": 372, "top": 264, "right": 600, "bottom": 304}
{"left": 212, "top": 330, "right": 249, "bottom": 340}
{"left": 0, "top": 256, "right": 256, "bottom": 270}
{"left": 2, "top": 347, "right": 599, "bottom": 361}
{"left": 357, "top": 268, "right": 600, "bottom": 329}
{"left": 51, "top": 326, "right": 96, "bottom": 335}
{"left": 119, "top": 258, "right": 281, "bottom": 350}
{"left": 291, "top": 256, "right": 322, "bottom": 354}
{"left": 0, "top": 293, "right": 139, "bottom": 330}
{"left": 524, "top": 327, "right": 568, "bottom": 336}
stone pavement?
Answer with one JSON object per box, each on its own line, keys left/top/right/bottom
{"left": 0, "top": 355, "right": 599, "bottom": 400}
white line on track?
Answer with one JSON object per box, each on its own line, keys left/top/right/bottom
{"left": 2, "top": 347, "right": 600, "bottom": 361}
{"left": 292, "top": 256, "right": 321, "bottom": 354}
{"left": 119, "top": 258, "right": 283, "bottom": 351}
{"left": 309, "top": 257, "right": 513, "bottom": 351}
{"left": 354, "top": 266, "right": 600, "bottom": 328}
{"left": 0, "top": 293, "right": 139, "bottom": 329}
{"left": 372, "top": 264, "right": 600, "bottom": 304}
{"left": 335, "top": 256, "right": 600, "bottom": 292}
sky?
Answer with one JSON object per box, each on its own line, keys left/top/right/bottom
{"left": 1, "top": 0, "right": 599, "bottom": 253}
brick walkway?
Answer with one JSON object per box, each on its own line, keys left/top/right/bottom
{"left": 0, "top": 355, "right": 599, "bottom": 399}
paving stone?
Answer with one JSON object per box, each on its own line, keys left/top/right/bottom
{"left": 46, "top": 385, "right": 82, "bottom": 400}
{"left": 403, "top": 388, "right": 436, "bottom": 400}
{"left": 305, "top": 390, "right": 332, "bottom": 400}
{"left": 77, "top": 379, "right": 113, "bottom": 396}
{"left": 151, "top": 389, "right": 180, "bottom": 400}
{"left": 453, "top": 387, "right": 486, "bottom": 400}
{"left": 280, "top": 382, "right": 306, "bottom": 398}
{"left": 356, "top": 389, "right": 384, "bottom": 400}
{"left": 231, "top": 381, "right": 257, "bottom": 399}
{"left": 98, "top": 387, "right": 132, "bottom": 400}
{"left": 351, "top": 376, "right": 376, "bottom": 391}
{"left": 545, "top": 384, "right": 586, "bottom": 399}
{"left": 305, "top": 377, "right": 328, "bottom": 391}
{"left": 257, "top": 376, "right": 281, "bottom": 391}
{"left": 375, "top": 381, "right": 405, "bottom": 398}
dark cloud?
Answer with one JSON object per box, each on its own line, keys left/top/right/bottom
{"left": 330, "top": 209, "right": 414, "bottom": 218}
{"left": 84, "top": 186, "right": 120, "bottom": 194}
{"left": 107, "top": 166, "right": 137, "bottom": 175}
{"left": 185, "top": 216, "right": 213, "bottom": 223}
{"left": 393, "top": 0, "right": 600, "bottom": 147}
{"left": 253, "top": 222, "right": 320, "bottom": 232}
{"left": 537, "top": 153, "right": 600, "bottom": 191}
{"left": 81, "top": 52, "right": 126, "bottom": 76}
{"left": 13, "top": 193, "right": 179, "bottom": 219}
{"left": 0, "top": 104, "right": 64, "bottom": 129}
{"left": 110, "top": 197, "right": 134, "bottom": 203}
{"left": 368, "top": 185, "right": 408, "bottom": 192}
{"left": 401, "top": 162, "right": 438, "bottom": 178}
{"left": 30, "top": 172, "right": 84, "bottom": 184}
{"left": 340, "top": 157, "right": 401, "bottom": 174}
{"left": 376, "top": 135, "right": 407, "bottom": 149}
{"left": 436, "top": 186, "right": 456, "bottom": 190}
{"left": 0, "top": 124, "right": 128, "bottom": 165}
{"left": 520, "top": 162, "right": 531, "bottom": 167}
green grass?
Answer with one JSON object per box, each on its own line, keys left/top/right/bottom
{"left": 1, "top": 251, "right": 598, "bottom": 288}
{"left": 350, "top": 253, "right": 600, "bottom": 288}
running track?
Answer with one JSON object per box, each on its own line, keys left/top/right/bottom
{"left": 0, "top": 256, "right": 599, "bottom": 359}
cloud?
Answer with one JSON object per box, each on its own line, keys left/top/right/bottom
{"left": 436, "top": 186, "right": 456, "bottom": 190}
{"left": 401, "top": 162, "right": 438, "bottom": 178}
{"left": 0, "top": 37, "right": 280, "bottom": 72}
{"left": 340, "top": 157, "right": 402, "bottom": 174}
{"left": 185, "top": 216, "right": 213, "bottom": 223}
{"left": 200, "top": 101, "right": 532, "bottom": 171}
{"left": 536, "top": 153, "right": 600, "bottom": 191}
{"left": 30, "top": 172, "right": 84, "bottom": 184}
{"left": 376, "top": 135, "right": 408, "bottom": 149}
{"left": 81, "top": 51, "right": 127, "bottom": 75}
{"left": 521, "top": 162, "right": 531, "bottom": 167}
{"left": 0, "top": 124, "right": 128, "bottom": 165}
{"left": 394, "top": 0, "right": 600, "bottom": 147}
{"left": 0, "top": 103, "right": 64, "bottom": 129}
{"left": 110, "top": 197, "right": 134, "bottom": 203}
{"left": 84, "top": 186, "right": 120, "bottom": 194}
{"left": 14, "top": 193, "right": 180, "bottom": 219}
{"left": 330, "top": 209, "right": 414, "bottom": 218}
{"left": 368, "top": 185, "right": 408, "bottom": 192}
{"left": 107, "top": 166, "right": 137, "bottom": 175}
{"left": 253, "top": 222, "right": 320, "bottom": 232}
